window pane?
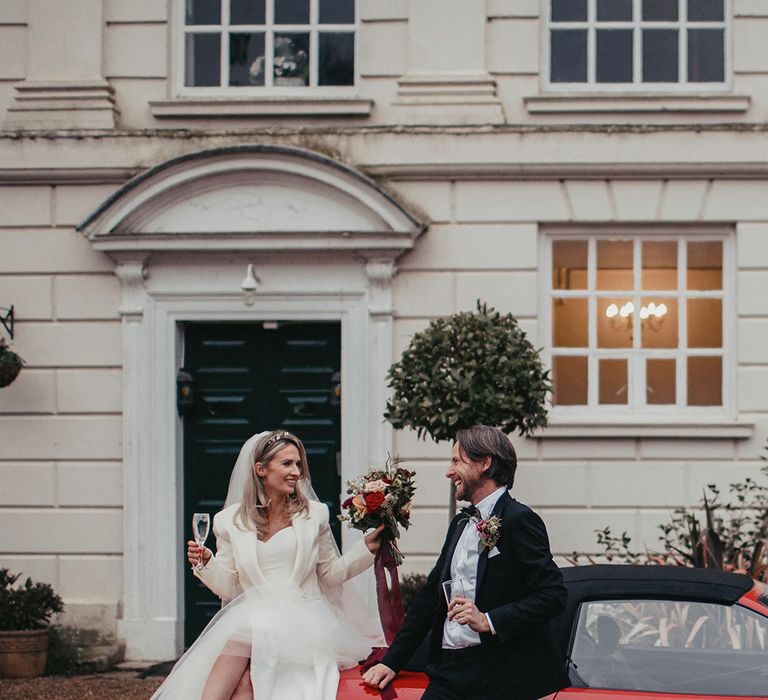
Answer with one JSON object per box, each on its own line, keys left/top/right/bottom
{"left": 552, "top": 0, "right": 587, "bottom": 21}
{"left": 231, "top": 0, "right": 265, "bottom": 24}
{"left": 688, "top": 356, "right": 722, "bottom": 405}
{"left": 273, "top": 33, "right": 309, "bottom": 86}
{"left": 596, "top": 240, "right": 632, "bottom": 290}
{"left": 643, "top": 29, "right": 678, "bottom": 82}
{"left": 642, "top": 0, "right": 678, "bottom": 20}
{"left": 551, "top": 30, "right": 588, "bottom": 82}
{"left": 642, "top": 240, "right": 677, "bottom": 290}
{"left": 275, "top": 0, "right": 309, "bottom": 24}
{"left": 597, "top": 0, "right": 633, "bottom": 21}
{"left": 647, "top": 358, "right": 676, "bottom": 404}
{"left": 319, "top": 32, "right": 354, "bottom": 86}
{"left": 319, "top": 0, "right": 354, "bottom": 24}
{"left": 229, "top": 32, "right": 265, "bottom": 86}
{"left": 553, "top": 299, "right": 588, "bottom": 347}
{"left": 688, "top": 299, "right": 722, "bottom": 348}
{"left": 596, "top": 30, "right": 633, "bottom": 82}
{"left": 553, "top": 240, "right": 588, "bottom": 290}
{"left": 186, "top": 0, "right": 221, "bottom": 25}
{"left": 688, "top": 0, "right": 724, "bottom": 21}
{"left": 553, "top": 356, "right": 588, "bottom": 405}
{"left": 598, "top": 297, "right": 633, "bottom": 348}
{"left": 641, "top": 297, "right": 677, "bottom": 348}
{"left": 572, "top": 600, "right": 768, "bottom": 694}
{"left": 688, "top": 29, "right": 724, "bottom": 82}
{"left": 687, "top": 241, "right": 722, "bottom": 290}
{"left": 599, "top": 359, "right": 628, "bottom": 404}
{"left": 185, "top": 34, "right": 221, "bottom": 86}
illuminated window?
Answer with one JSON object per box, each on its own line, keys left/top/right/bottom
{"left": 548, "top": 234, "right": 728, "bottom": 411}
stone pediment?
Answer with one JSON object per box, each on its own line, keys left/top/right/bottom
{"left": 79, "top": 145, "right": 425, "bottom": 255}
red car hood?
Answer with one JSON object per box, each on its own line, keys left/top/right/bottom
{"left": 338, "top": 668, "right": 429, "bottom": 699}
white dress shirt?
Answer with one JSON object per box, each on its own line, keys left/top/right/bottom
{"left": 442, "top": 486, "right": 506, "bottom": 649}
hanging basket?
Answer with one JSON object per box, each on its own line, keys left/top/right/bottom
{"left": 0, "top": 345, "right": 23, "bottom": 388}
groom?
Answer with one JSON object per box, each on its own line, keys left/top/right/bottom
{"left": 363, "top": 425, "right": 570, "bottom": 699}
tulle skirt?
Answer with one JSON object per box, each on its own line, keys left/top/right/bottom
{"left": 152, "top": 581, "right": 378, "bottom": 699}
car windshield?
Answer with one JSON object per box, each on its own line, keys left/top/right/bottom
{"left": 754, "top": 581, "right": 768, "bottom": 607}
{"left": 569, "top": 598, "right": 768, "bottom": 697}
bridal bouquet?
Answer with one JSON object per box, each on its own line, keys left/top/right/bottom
{"left": 339, "top": 457, "right": 416, "bottom": 566}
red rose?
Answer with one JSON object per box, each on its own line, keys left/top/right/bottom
{"left": 363, "top": 491, "right": 386, "bottom": 512}
{"left": 342, "top": 496, "right": 354, "bottom": 509}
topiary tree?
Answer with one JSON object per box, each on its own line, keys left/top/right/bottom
{"left": 385, "top": 302, "right": 551, "bottom": 444}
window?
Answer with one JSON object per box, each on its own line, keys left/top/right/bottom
{"left": 548, "top": 0, "right": 728, "bottom": 89}
{"left": 571, "top": 599, "right": 768, "bottom": 696}
{"left": 547, "top": 233, "right": 729, "bottom": 413}
{"left": 182, "top": 0, "right": 356, "bottom": 89}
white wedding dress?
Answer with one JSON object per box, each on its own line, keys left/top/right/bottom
{"left": 152, "top": 500, "right": 383, "bottom": 699}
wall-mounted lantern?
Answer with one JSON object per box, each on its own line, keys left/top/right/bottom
{"left": 176, "top": 368, "right": 195, "bottom": 416}
{"left": 241, "top": 264, "right": 259, "bottom": 306}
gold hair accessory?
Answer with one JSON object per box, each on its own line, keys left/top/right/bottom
{"left": 263, "top": 431, "right": 293, "bottom": 449}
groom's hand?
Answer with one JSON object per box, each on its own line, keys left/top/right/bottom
{"left": 447, "top": 596, "right": 491, "bottom": 633}
{"left": 362, "top": 662, "right": 396, "bottom": 689}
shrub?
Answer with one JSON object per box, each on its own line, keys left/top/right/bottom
{"left": 399, "top": 572, "right": 428, "bottom": 611}
{"left": 0, "top": 568, "right": 64, "bottom": 631}
{"left": 385, "top": 302, "right": 550, "bottom": 442}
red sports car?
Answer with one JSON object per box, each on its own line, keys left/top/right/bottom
{"left": 338, "top": 565, "right": 768, "bottom": 699}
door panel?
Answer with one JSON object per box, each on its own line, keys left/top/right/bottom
{"left": 183, "top": 321, "right": 341, "bottom": 647}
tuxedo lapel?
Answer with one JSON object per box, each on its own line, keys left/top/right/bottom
{"left": 475, "top": 491, "right": 511, "bottom": 594}
{"left": 439, "top": 516, "right": 469, "bottom": 586}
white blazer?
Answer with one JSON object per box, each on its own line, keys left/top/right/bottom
{"left": 195, "top": 500, "right": 374, "bottom": 602}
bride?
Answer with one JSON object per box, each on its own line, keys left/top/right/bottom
{"left": 153, "top": 430, "right": 385, "bottom": 699}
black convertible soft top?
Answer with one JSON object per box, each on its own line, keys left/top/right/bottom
{"left": 561, "top": 564, "right": 754, "bottom": 605}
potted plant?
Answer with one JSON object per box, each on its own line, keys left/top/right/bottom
{"left": 0, "top": 339, "right": 23, "bottom": 388}
{"left": 385, "top": 301, "right": 551, "bottom": 515}
{"left": 0, "top": 569, "right": 64, "bottom": 678}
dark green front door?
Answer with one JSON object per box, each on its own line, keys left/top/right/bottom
{"left": 182, "top": 321, "right": 341, "bottom": 647}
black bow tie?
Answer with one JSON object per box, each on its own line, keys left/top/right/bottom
{"left": 460, "top": 505, "right": 478, "bottom": 519}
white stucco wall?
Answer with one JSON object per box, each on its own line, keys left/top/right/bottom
{"left": 1, "top": 0, "right": 768, "bottom": 660}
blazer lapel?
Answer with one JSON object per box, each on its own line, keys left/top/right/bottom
{"left": 289, "top": 510, "right": 310, "bottom": 582}
{"left": 475, "top": 491, "right": 511, "bottom": 594}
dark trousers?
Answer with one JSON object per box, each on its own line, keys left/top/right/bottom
{"left": 422, "top": 646, "right": 499, "bottom": 700}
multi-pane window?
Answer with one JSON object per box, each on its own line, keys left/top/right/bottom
{"left": 548, "top": 235, "right": 728, "bottom": 411}
{"left": 183, "top": 0, "right": 355, "bottom": 88}
{"left": 549, "top": 0, "right": 727, "bottom": 87}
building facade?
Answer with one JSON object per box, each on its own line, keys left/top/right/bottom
{"left": 1, "top": 0, "right": 767, "bottom": 662}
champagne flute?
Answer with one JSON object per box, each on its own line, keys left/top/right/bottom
{"left": 192, "top": 512, "right": 210, "bottom": 571}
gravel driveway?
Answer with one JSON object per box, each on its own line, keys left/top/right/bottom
{"left": 0, "top": 672, "right": 164, "bottom": 699}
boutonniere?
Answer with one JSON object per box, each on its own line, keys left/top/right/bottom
{"left": 474, "top": 515, "right": 502, "bottom": 553}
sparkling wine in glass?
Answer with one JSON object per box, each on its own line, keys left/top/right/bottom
{"left": 192, "top": 512, "right": 210, "bottom": 571}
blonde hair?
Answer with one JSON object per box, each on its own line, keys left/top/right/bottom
{"left": 235, "top": 430, "right": 310, "bottom": 535}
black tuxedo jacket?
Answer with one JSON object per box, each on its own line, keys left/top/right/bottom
{"left": 382, "top": 492, "right": 570, "bottom": 699}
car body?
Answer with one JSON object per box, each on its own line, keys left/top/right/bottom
{"left": 338, "top": 565, "right": 768, "bottom": 699}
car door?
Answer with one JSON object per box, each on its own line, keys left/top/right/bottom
{"left": 555, "top": 597, "right": 768, "bottom": 700}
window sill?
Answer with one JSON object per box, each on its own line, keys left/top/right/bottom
{"left": 534, "top": 420, "right": 754, "bottom": 439}
{"left": 149, "top": 96, "right": 373, "bottom": 119}
{"left": 524, "top": 93, "right": 751, "bottom": 115}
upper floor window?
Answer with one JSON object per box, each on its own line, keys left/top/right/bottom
{"left": 183, "top": 0, "right": 355, "bottom": 89}
{"left": 548, "top": 0, "right": 728, "bottom": 89}
{"left": 546, "top": 233, "right": 730, "bottom": 414}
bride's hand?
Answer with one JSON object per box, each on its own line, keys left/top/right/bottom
{"left": 363, "top": 524, "right": 386, "bottom": 553}
{"left": 186, "top": 540, "right": 212, "bottom": 568}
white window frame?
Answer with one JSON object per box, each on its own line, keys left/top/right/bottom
{"left": 542, "top": 0, "right": 732, "bottom": 93}
{"left": 173, "top": 0, "right": 359, "bottom": 96}
{"left": 542, "top": 227, "right": 736, "bottom": 422}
